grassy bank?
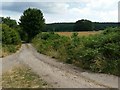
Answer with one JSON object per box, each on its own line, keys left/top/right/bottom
{"left": 1, "top": 44, "right": 21, "bottom": 57}
{"left": 2, "top": 65, "right": 50, "bottom": 88}
{"left": 32, "top": 27, "right": 120, "bottom": 76}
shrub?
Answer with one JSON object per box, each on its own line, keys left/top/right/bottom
{"left": 32, "top": 27, "right": 120, "bottom": 76}
{"left": 32, "top": 32, "right": 69, "bottom": 58}
{"left": 2, "top": 24, "right": 21, "bottom": 45}
{"left": 1, "top": 24, "right": 21, "bottom": 57}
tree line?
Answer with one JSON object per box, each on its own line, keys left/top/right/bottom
{"left": 1, "top": 8, "right": 119, "bottom": 43}
{"left": 45, "top": 22, "right": 119, "bottom": 32}
{"left": 1, "top": 8, "right": 120, "bottom": 76}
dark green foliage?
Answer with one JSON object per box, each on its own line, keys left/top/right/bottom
{"left": 32, "top": 27, "right": 120, "bottom": 76}
{"left": 1, "top": 24, "right": 21, "bottom": 56}
{"left": 19, "top": 8, "right": 45, "bottom": 42}
{"left": 80, "top": 28, "right": 120, "bottom": 75}
{"left": 17, "top": 26, "right": 28, "bottom": 41}
{"left": 1, "top": 17, "right": 17, "bottom": 28}
{"left": 45, "top": 23, "right": 74, "bottom": 32}
{"left": 74, "top": 19, "right": 94, "bottom": 31}
{"left": 94, "top": 22, "right": 120, "bottom": 30}
{"left": 45, "top": 22, "right": 119, "bottom": 32}
{"left": 2, "top": 24, "right": 21, "bottom": 45}
{"left": 0, "top": 27, "right": 1, "bottom": 42}
{"left": 2, "top": 44, "right": 18, "bottom": 53}
{"left": 32, "top": 32, "right": 69, "bottom": 60}
{"left": 1, "top": 17, "right": 24, "bottom": 41}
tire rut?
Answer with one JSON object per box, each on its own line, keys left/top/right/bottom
{"left": 2, "top": 44, "right": 119, "bottom": 88}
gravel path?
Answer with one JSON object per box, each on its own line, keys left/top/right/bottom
{"left": 2, "top": 44, "right": 119, "bottom": 88}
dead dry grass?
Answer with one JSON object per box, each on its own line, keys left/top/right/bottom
{"left": 56, "top": 31, "right": 101, "bottom": 37}
{"left": 2, "top": 65, "right": 50, "bottom": 88}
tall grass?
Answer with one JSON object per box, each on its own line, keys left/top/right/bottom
{"left": 2, "top": 44, "right": 21, "bottom": 57}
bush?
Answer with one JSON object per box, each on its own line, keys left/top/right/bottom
{"left": 1, "top": 24, "right": 21, "bottom": 57}
{"left": 32, "top": 27, "right": 120, "bottom": 76}
{"left": 2, "top": 24, "right": 21, "bottom": 45}
{"left": 32, "top": 32, "right": 69, "bottom": 59}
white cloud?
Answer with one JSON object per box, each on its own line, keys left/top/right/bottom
{"left": 1, "top": 0, "right": 92, "bottom": 2}
{"left": 1, "top": 0, "right": 119, "bottom": 23}
{"left": 86, "top": 0, "right": 118, "bottom": 11}
{"left": 40, "top": 3, "right": 69, "bottom": 14}
{"left": 98, "top": 10, "right": 118, "bottom": 22}
{"left": 0, "top": 10, "right": 21, "bottom": 22}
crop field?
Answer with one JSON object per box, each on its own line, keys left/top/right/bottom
{"left": 56, "top": 31, "right": 101, "bottom": 37}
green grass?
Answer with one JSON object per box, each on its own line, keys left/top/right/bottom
{"left": 1, "top": 44, "right": 21, "bottom": 57}
{"left": 2, "top": 65, "right": 50, "bottom": 88}
{"left": 0, "top": 43, "right": 2, "bottom": 57}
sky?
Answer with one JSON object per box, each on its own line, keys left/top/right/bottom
{"left": 0, "top": 0, "right": 120, "bottom": 23}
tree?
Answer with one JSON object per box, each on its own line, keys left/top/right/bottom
{"left": 19, "top": 8, "right": 45, "bottom": 42}
{"left": 1, "top": 17, "right": 17, "bottom": 28}
{"left": 74, "top": 19, "right": 94, "bottom": 31}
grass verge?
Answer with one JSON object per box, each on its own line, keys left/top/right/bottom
{"left": 2, "top": 65, "right": 50, "bottom": 88}
{"left": 1, "top": 44, "right": 21, "bottom": 58}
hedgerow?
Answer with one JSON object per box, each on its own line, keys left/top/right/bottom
{"left": 2, "top": 24, "right": 21, "bottom": 45}
{"left": 32, "top": 27, "right": 120, "bottom": 76}
{"left": 1, "top": 24, "right": 21, "bottom": 57}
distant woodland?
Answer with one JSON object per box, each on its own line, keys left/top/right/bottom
{"left": 45, "top": 22, "right": 119, "bottom": 32}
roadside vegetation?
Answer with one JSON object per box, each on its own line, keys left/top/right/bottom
{"left": 1, "top": 8, "right": 120, "bottom": 77}
{"left": 32, "top": 27, "right": 120, "bottom": 76}
{"left": 1, "top": 23, "right": 21, "bottom": 57}
{"left": 2, "top": 65, "right": 49, "bottom": 88}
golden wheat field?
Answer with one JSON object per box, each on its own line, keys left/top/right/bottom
{"left": 56, "top": 31, "right": 101, "bottom": 37}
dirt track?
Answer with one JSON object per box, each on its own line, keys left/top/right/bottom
{"left": 2, "top": 44, "right": 119, "bottom": 88}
